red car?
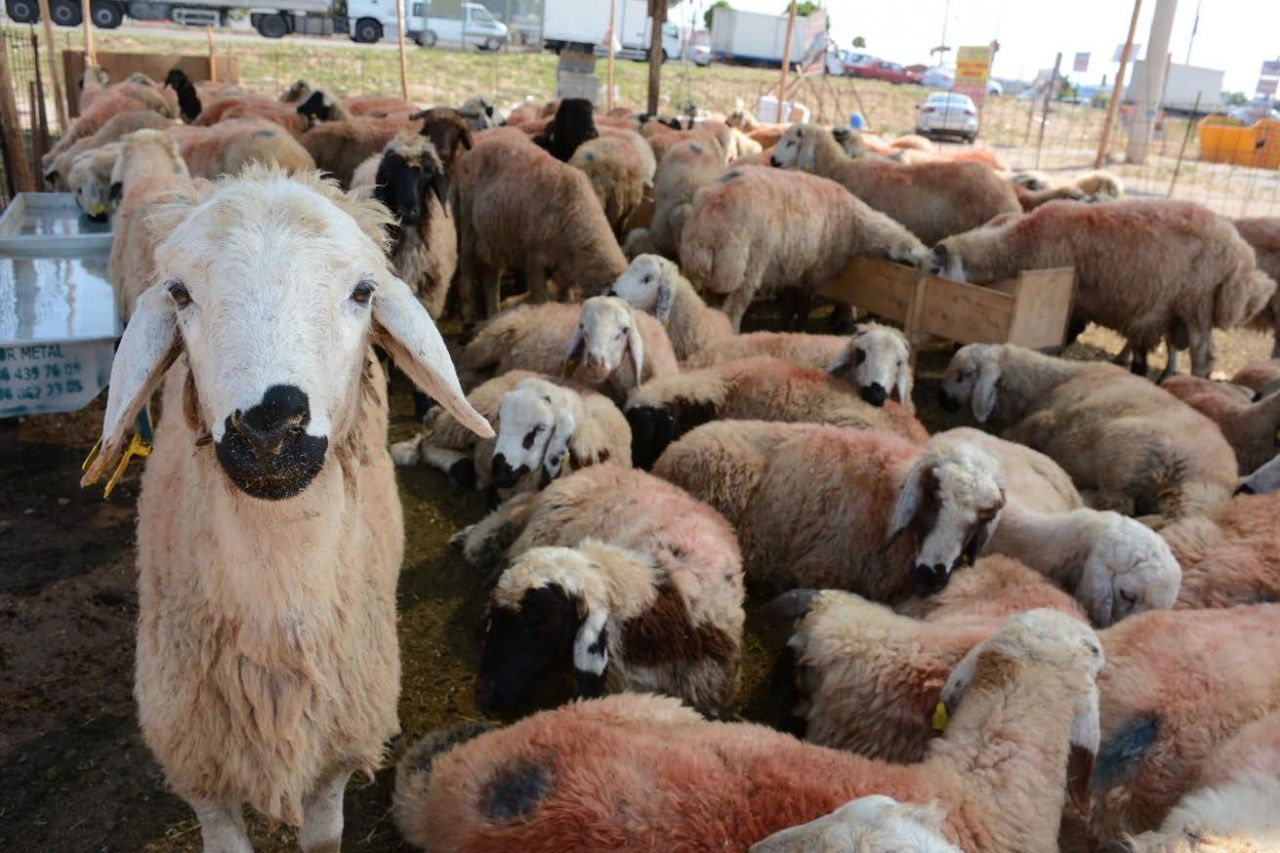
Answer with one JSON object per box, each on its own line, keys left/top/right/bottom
{"left": 850, "top": 59, "right": 922, "bottom": 85}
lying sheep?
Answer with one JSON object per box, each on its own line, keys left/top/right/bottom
{"left": 941, "top": 344, "right": 1238, "bottom": 519}
{"left": 927, "top": 428, "right": 1180, "bottom": 625}
{"left": 1233, "top": 217, "right": 1280, "bottom": 357}
{"left": 1161, "top": 374, "right": 1280, "bottom": 474}
{"left": 82, "top": 167, "right": 490, "bottom": 852}
{"left": 1232, "top": 359, "right": 1280, "bottom": 397}
{"left": 66, "top": 142, "right": 122, "bottom": 221}
{"left": 351, "top": 132, "right": 455, "bottom": 318}
{"left": 654, "top": 422, "right": 1003, "bottom": 598}
{"left": 1012, "top": 169, "right": 1125, "bottom": 210}
{"left": 395, "top": 611, "right": 1105, "bottom": 853}
{"left": 1116, "top": 713, "right": 1280, "bottom": 852}
{"left": 622, "top": 136, "right": 725, "bottom": 259}
{"left": 1160, "top": 491, "right": 1280, "bottom": 609}
{"left": 770, "top": 123, "right": 1021, "bottom": 246}
{"left": 107, "top": 130, "right": 204, "bottom": 321}
{"left": 458, "top": 463, "right": 743, "bottom": 715}
{"left": 452, "top": 130, "right": 627, "bottom": 320}
{"left": 569, "top": 134, "right": 648, "bottom": 236}
{"left": 929, "top": 200, "right": 1277, "bottom": 378}
{"left": 750, "top": 795, "right": 960, "bottom": 853}
{"left": 457, "top": 296, "right": 678, "bottom": 403}
{"left": 392, "top": 372, "right": 629, "bottom": 495}
{"left": 44, "top": 108, "right": 172, "bottom": 189}
{"left": 779, "top": 590, "right": 1280, "bottom": 845}
{"left": 626, "top": 356, "right": 926, "bottom": 468}
{"left": 680, "top": 166, "right": 928, "bottom": 330}
{"left": 531, "top": 97, "right": 597, "bottom": 161}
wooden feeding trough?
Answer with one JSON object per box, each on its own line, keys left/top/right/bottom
{"left": 818, "top": 256, "right": 1075, "bottom": 359}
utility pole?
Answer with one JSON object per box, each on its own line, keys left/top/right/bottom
{"left": 1126, "top": 0, "right": 1177, "bottom": 164}
{"left": 646, "top": 0, "right": 666, "bottom": 115}
{"left": 776, "top": 0, "right": 797, "bottom": 122}
{"left": 937, "top": 0, "right": 951, "bottom": 66}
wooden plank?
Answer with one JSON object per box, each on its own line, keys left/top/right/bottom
{"left": 917, "top": 276, "right": 1014, "bottom": 343}
{"left": 817, "top": 256, "right": 918, "bottom": 321}
{"left": 1004, "top": 267, "right": 1075, "bottom": 349}
{"left": 64, "top": 50, "right": 240, "bottom": 117}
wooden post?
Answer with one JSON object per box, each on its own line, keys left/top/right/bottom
{"left": 776, "top": 0, "right": 797, "bottom": 122}
{"left": 606, "top": 0, "right": 616, "bottom": 112}
{"left": 36, "top": 0, "right": 70, "bottom": 133}
{"left": 81, "top": 0, "right": 96, "bottom": 66}
{"left": 31, "top": 31, "right": 51, "bottom": 163}
{"left": 1167, "top": 91, "right": 1201, "bottom": 197}
{"left": 1095, "top": 0, "right": 1141, "bottom": 168}
{"left": 207, "top": 26, "right": 217, "bottom": 82}
{"left": 0, "top": 34, "right": 35, "bottom": 193}
{"left": 645, "top": 0, "right": 665, "bottom": 115}
{"left": 395, "top": 0, "right": 409, "bottom": 101}
{"left": 1034, "top": 51, "right": 1062, "bottom": 168}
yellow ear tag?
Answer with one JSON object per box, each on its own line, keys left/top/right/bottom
{"left": 931, "top": 701, "right": 949, "bottom": 732}
{"left": 561, "top": 357, "right": 578, "bottom": 377}
{"left": 83, "top": 432, "right": 153, "bottom": 498}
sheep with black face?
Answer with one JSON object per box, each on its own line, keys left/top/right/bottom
{"left": 532, "top": 97, "right": 598, "bottom": 162}
{"left": 459, "top": 464, "right": 744, "bottom": 717}
{"left": 81, "top": 166, "right": 491, "bottom": 853}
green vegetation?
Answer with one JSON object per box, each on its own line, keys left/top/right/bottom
{"left": 705, "top": 0, "right": 730, "bottom": 30}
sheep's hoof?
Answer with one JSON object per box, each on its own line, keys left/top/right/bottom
{"left": 449, "top": 458, "right": 477, "bottom": 490}
{"left": 390, "top": 437, "right": 422, "bottom": 466}
{"left": 449, "top": 526, "right": 473, "bottom": 550}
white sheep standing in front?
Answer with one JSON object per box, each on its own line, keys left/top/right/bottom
{"left": 81, "top": 167, "right": 491, "bottom": 852}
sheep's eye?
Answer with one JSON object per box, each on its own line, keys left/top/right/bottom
{"left": 166, "top": 281, "right": 191, "bottom": 307}
{"left": 643, "top": 275, "right": 652, "bottom": 284}
{"left": 351, "top": 280, "right": 375, "bottom": 305}
{"left": 616, "top": 328, "right": 627, "bottom": 339}
{"left": 522, "top": 428, "right": 539, "bottom": 450}
{"left": 854, "top": 348, "right": 866, "bottom": 365}
{"left": 1120, "top": 590, "right": 1137, "bottom": 608}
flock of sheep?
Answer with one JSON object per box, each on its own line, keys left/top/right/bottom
{"left": 50, "top": 65, "right": 1280, "bottom": 852}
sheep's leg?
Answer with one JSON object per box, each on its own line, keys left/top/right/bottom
{"left": 422, "top": 444, "right": 476, "bottom": 490}
{"left": 720, "top": 279, "right": 760, "bottom": 333}
{"left": 481, "top": 265, "right": 502, "bottom": 319}
{"left": 788, "top": 289, "right": 815, "bottom": 331}
{"left": 457, "top": 247, "right": 481, "bottom": 323}
{"left": 191, "top": 799, "right": 251, "bottom": 853}
{"left": 1129, "top": 346, "right": 1148, "bottom": 377}
{"left": 527, "top": 267, "right": 551, "bottom": 304}
{"left": 456, "top": 492, "right": 536, "bottom": 570}
{"left": 298, "top": 769, "right": 351, "bottom": 853}
{"left": 1158, "top": 335, "right": 1179, "bottom": 381}
{"left": 1112, "top": 342, "right": 1132, "bottom": 368}
{"left": 1188, "top": 329, "right": 1214, "bottom": 378}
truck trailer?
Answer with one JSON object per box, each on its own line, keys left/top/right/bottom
{"left": 541, "top": 0, "right": 679, "bottom": 62}
{"left": 709, "top": 5, "right": 826, "bottom": 68}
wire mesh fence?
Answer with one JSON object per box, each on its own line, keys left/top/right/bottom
{"left": 1, "top": 17, "right": 1277, "bottom": 219}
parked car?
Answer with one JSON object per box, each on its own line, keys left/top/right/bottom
{"left": 987, "top": 79, "right": 1003, "bottom": 96}
{"left": 841, "top": 51, "right": 872, "bottom": 74}
{"left": 850, "top": 59, "right": 922, "bottom": 85}
{"left": 692, "top": 43, "right": 712, "bottom": 66}
{"left": 414, "top": 1, "right": 508, "bottom": 50}
{"left": 920, "top": 67, "right": 954, "bottom": 89}
{"left": 915, "top": 91, "right": 980, "bottom": 142}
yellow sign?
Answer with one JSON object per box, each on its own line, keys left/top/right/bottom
{"left": 955, "top": 45, "right": 994, "bottom": 84}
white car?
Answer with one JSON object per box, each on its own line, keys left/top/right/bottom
{"left": 915, "top": 92, "right": 980, "bottom": 142}
{"left": 691, "top": 43, "right": 712, "bottom": 66}
{"left": 414, "top": 1, "right": 509, "bottom": 50}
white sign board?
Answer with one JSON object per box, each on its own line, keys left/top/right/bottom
{"left": 1261, "top": 60, "right": 1280, "bottom": 77}
{"left": 1074, "top": 52, "right": 1090, "bottom": 73}
{"left": 1114, "top": 43, "right": 1142, "bottom": 62}
{"left": 1259, "top": 77, "right": 1279, "bottom": 97}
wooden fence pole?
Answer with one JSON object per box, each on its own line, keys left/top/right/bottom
{"left": 36, "top": 0, "right": 70, "bottom": 133}
{"left": 1034, "top": 52, "right": 1062, "bottom": 169}
{"left": 207, "top": 26, "right": 217, "bottom": 82}
{"left": 1095, "top": 0, "right": 1141, "bottom": 168}
{"left": 1167, "top": 91, "right": 1201, "bottom": 197}
{"left": 395, "top": 0, "right": 409, "bottom": 101}
{"left": 776, "top": 0, "right": 797, "bottom": 122}
{"left": 80, "top": 0, "right": 96, "bottom": 66}
{"left": 645, "top": 0, "right": 666, "bottom": 115}
{"left": 0, "top": 34, "right": 36, "bottom": 193}
{"left": 606, "top": 0, "right": 616, "bottom": 112}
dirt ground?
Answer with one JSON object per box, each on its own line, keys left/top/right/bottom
{"left": 0, "top": 310, "right": 1271, "bottom": 851}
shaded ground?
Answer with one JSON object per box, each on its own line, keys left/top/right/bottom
{"left": 0, "top": 308, "right": 1270, "bottom": 851}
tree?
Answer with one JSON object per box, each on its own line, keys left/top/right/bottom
{"left": 792, "top": 1, "right": 821, "bottom": 14}
{"left": 852, "top": 36, "right": 866, "bottom": 48}
{"left": 704, "top": 0, "right": 730, "bottom": 30}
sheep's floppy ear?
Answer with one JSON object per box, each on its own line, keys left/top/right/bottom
{"left": 542, "top": 403, "right": 576, "bottom": 481}
{"left": 894, "top": 360, "right": 912, "bottom": 406}
{"left": 625, "top": 320, "right": 645, "bottom": 380}
{"left": 426, "top": 165, "right": 448, "bottom": 210}
{"left": 888, "top": 462, "right": 926, "bottom": 543}
{"left": 797, "top": 135, "right": 818, "bottom": 172}
{"left": 826, "top": 343, "right": 855, "bottom": 377}
{"left": 1078, "top": 553, "right": 1115, "bottom": 627}
{"left": 654, "top": 270, "right": 676, "bottom": 326}
{"left": 1068, "top": 687, "right": 1102, "bottom": 815}
{"left": 971, "top": 361, "right": 1000, "bottom": 423}
{"left": 573, "top": 608, "right": 609, "bottom": 698}
{"left": 562, "top": 325, "right": 585, "bottom": 376}
{"left": 373, "top": 275, "right": 493, "bottom": 439}
{"left": 81, "top": 286, "right": 180, "bottom": 487}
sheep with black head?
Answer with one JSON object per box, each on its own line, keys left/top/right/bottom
{"left": 533, "top": 97, "right": 598, "bottom": 162}
{"left": 163, "top": 68, "right": 202, "bottom": 123}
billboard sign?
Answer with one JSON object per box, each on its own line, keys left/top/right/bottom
{"left": 954, "top": 44, "right": 995, "bottom": 107}
{"left": 1074, "top": 52, "right": 1090, "bottom": 73}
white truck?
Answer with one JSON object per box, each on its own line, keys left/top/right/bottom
{"left": 541, "top": 0, "right": 679, "bottom": 62}
{"left": 1126, "top": 61, "right": 1224, "bottom": 114}
{"left": 709, "top": 5, "right": 826, "bottom": 68}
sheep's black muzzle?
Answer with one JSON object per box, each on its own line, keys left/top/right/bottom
{"left": 937, "top": 388, "right": 961, "bottom": 413}
{"left": 769, "top": 156, "right": 781, "bottom": 167}
{"left": 215, "top": 384, "right": 327, "bottom": 500}
{"left": 490, "top": 454, "right": 526, "bottom": 490}
{"left": 860, "top": 383, "right": 888, "bottom": 407}
{"left": 911, "top": 562, "right": 951, "bottom": 595}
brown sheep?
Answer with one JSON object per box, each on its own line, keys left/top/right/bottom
{"left": 299, "top": 117, "right": 418, "bottom": 187}
{"left": 44, "top": 108, "right": 173, "bottom": 188}
{"left": 44, "top": 87, "right": 175, "bottom": 168}
{"left": 771, "top": 123, "right": 1021, "bottom": 245}
{"left": 1234, "top": 217, "right": 1280, "bottom": 357}
{"left": 451, "top": 130, "right": 627, "bottom": 321}
{"left": 623, "top": 136, "right": 725, "bottom": 259}
{"left": 1161, "top": 374, "right": 1280, "bottom": 474}
{"left": 412, "top": 107, "right": 474, "bottom": 180}
{"left": 172, "top": 119, "right": 315, "bottom": 179}
{"left": 569, "top": 135, "right": 648, "bottom": 236}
